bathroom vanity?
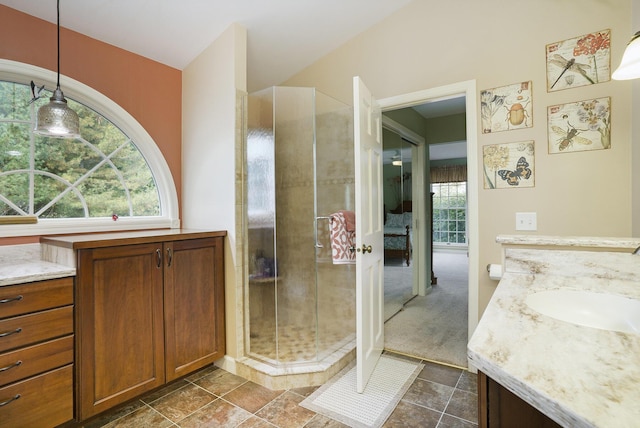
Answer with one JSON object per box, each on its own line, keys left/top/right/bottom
{"left": 468, "top": 235, "right": 640, "bottom": 427}
{"left": 0, "top": 245, "right": 76, "bottom": 428}
{"left": 0, "top": 229, "right": 226, "bottom": 426}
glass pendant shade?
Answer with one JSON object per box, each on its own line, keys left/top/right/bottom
{"left": 35, "top": 88, "right": 80, "bottom": 138}
{"left": 612, "top": 31, "right": 640, "bottom": 80}
{"left": 34, "top": 0, "right": 80, "bottom": 139}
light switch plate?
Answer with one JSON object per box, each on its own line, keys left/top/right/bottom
{"left": 516, "top": 212, "right": 537, "bottom": 231}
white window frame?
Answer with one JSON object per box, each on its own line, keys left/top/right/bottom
{"left": 432, "top": 181, "right": 467, "bottom": 248}
{"left": 0, "top": 59, "right": 179, "bottom": 237}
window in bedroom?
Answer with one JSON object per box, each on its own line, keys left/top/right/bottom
{"left": 432, "top": 181, "right": 467, "bottom": 245}
{"left": 0, "top": 79, "right": 161, "bottom": 223}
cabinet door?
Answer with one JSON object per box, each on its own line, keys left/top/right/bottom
{"left": 76, "top": 244, "right": 165, "bottom": 420}
{"left": 164, "top": 237, "right": 225, "bottom": 381}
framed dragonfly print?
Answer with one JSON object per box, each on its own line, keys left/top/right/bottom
{"left": 481, "top": 81, "right": 533, "bottom": 133}
{"left": 546, "top": 29, "right": 611, "bottom": 92}
{"left": 483, "top": 141, "right": 535, "bottom": 189}
{"left": 547, "top": 97, "right": 611, "bottom": 154}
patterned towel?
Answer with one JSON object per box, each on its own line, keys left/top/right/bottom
{"left": 330, "top": 211, "right": 356, "bottom": 265}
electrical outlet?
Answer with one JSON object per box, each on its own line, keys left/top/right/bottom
{"left": 516, "top": 212, "right": 537, "bottom": 231}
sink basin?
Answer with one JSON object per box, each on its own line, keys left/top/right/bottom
{"left": 525, "top": 290, "right": 640, "bottom": 334}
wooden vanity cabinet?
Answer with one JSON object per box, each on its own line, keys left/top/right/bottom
{"left": 478, "top": 371, "right": 562, "bottom": 428}
{"left": 72, "top": 232, "right": 226, "bottom": 420}
{"left": 0, "top": 277, "right": 74, "bottom": 428}
{"left": 164, "top": 238, "right": 225, "bottom": 381}
{"left": 76, "top": 242, "right": 165, "bottom": 419}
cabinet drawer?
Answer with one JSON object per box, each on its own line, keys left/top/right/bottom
{"left": 0, "top": 364, "right": 73, "bottom": 428}
{"left": 0, "top": 335, "right": 73, "bottom": 387}
{"left": 0, "top": 278, "right": 73, "bottom": 319}
{"left": 0, "top": 306, "right": 73, "bottom": 353}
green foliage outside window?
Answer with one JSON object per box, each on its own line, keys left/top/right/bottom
{"left": 0, "top": 81, "right": 160, "bottom": 219}
{"left": 432, "top": 182, "right": 467, "bottom": 244}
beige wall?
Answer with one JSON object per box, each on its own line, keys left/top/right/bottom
{"left": 284, "top": 0, "right": 634, "bottom": 315}
{"left": 182, "top": 24, "right": 247, "bottom": 360}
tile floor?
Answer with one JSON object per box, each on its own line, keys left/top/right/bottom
{"left": 77, "top": 354, "right": 478, "bottom": 428}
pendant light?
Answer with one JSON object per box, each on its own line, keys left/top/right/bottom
{"left": 612, "top": 31, "right": 640, "bottom": 80}
{"left": 34, "top": 0, "right": 80, "bottom": 138}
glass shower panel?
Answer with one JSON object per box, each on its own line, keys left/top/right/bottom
{"left": 245, "top": 86, "right": 355, "bottom": 367}
{"left": 273, "top": 87, "right": 317, "bottom": 363}
{"left": 314, "top": 92, "right": 356, "bottom": 361}
{"left": 246, "top": 88, "right": 277, "bottom": 361}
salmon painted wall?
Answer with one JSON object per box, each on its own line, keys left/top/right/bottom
{"left": 0, "top": 5, "right": 182, "bottom": 244}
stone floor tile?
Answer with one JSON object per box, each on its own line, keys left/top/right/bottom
{"left": 236, "top": 415, "right": 277, "bottom": 427}
{"left": 402, "top": 378, "right": 455, "bottom": 412}
{"left": 444, "top": 389, "right": 478, "bottom": 423}
{"left": 255, "top": 390, "right": 316, "bottom": 428}
{"left": 303, "top": 413, "right": 350, "bottom": 428}
{"left": 382, "top": 400, "right": 441, "bottom": 428}
{"left": 456, "top": 371, "right": 478, "bottom": 394}
{"left": 148, "top": 383, "right": 216, "bottom": 423}
{"left": 438, "top": 413, "right": 478, "bottom": 428}
{"left": 194, "top": 369, "right": 248, "bottom": 397}
{"left": 102, "top": 405, "right": 173, "bottom": 428}
{"left": 178, "top": 398, "right": 252, "bottom": 428}
{"left": 418, "top": 361, "right": 462, "bottom": 387}
{"left": 223, "top": 381, "right": 284, "bottom": 413}
{"left": 140, "top": 380, "right": 191, "bottom": 405}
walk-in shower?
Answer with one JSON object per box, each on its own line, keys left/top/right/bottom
{"left": 244, "top": 86, "right": 355, "bottom": 369}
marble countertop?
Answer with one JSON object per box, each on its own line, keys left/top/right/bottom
{"left": 468, "top": 240, "right": 640, "bottom": 427}
{"left": 0, "top": 243, "right": 75, "bottom": 286}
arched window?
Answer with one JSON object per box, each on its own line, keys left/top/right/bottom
{"left": 0, "top": 60, "right": 179, "bottom": 237}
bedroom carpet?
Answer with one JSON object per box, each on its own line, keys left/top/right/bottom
{"left": 383, "top": 259, "right": 415, "bottom": 321}
{"left": 384, "top": 250, "right": 469, "bottom": 368}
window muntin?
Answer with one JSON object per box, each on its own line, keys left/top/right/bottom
{"left": 0, "top": 80, "right": 160, "bottom": 220}
{"left": 0, "top": 59, "right": 179, "bottom": 237}
{"left": 432, "top": 181, "right": 467, "bottom": 245}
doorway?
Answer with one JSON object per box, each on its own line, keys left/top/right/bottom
{"left": 378, "top": 81, "right": 479, "bottom": 369}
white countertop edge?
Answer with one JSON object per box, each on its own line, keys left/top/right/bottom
{"left": 0, "top": 243, "right": 75, "bottom": 286}
{"left": 496, "top": 235, "right": 640, "bottom": 249}
{"left": 468, "top": 349, "right": 589, "bottom": 428}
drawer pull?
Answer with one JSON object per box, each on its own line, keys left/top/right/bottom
{"left": 0, "top": 360, "right": 22, "bottom": 372}
{"left": 0, "top": 328, "right": 22, "bottom": 338}
{"left": 0, "top": 295, "right": 23, "bottom": 304}
{"left": 0, "top": 394, "right": 20, "bottom": 407}
{"left": 156, "top": 248, "right": 162, "bottom": 268}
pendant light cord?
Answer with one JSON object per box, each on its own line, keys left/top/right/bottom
{"left": 56, "top": 0, "right": 61, "bottom": 90}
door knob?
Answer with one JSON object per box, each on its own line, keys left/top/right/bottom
{"left": 357, "top": 244, "right": 372, "bottom": 253}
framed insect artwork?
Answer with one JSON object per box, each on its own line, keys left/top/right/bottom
{"left": 483, "top": 141, "right": 535, "bottom": 189}
{"left": 480, "top": 81, "right": 533, "bottom": 133}
{"left": 546, "top": 29, "right": 611, "bottom": 92}
{"left": 547, "top": 97, "right": 611, "bottom": 154}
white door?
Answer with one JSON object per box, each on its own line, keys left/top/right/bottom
{"left": 354, "top": 76, "right": 384, "bottom": 393}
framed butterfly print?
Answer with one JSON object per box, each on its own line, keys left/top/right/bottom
{"left": 483, "top": 141, "right": 535, "bottom": 189}
{"left": 547, "top": 97, "right": 611, "bottom": 154}
{"left": 546, "top": 30, "right": 611, "bottom": 92}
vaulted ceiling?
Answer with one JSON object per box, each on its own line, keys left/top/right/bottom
{"left": 0, "top": 0, "right": 412, "bottom": 92}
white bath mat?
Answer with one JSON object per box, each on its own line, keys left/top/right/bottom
{"left": 300, "top": 355, "right": 423, "bottom": 427}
